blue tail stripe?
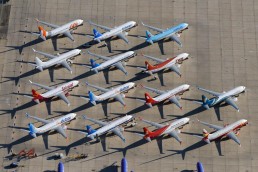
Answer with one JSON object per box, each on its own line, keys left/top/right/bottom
{"left": 90, "top": 59, "right": 100, "bottom": 68}
{"left": 86, "top": 125, "right": 96, "bottom": 134}
{"left": 93, "top": 28, "right": 102, "bottom": 38}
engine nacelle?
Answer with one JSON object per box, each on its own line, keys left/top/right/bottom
{"left": 120, "top": 127, "right": 124, "bottom": 132}
{"left": 67, "top": 59, "right": 73, "bottom": 65}
{"left": 233, "top": 97, "right": 238, "bottom": 102}
{"left": 176, "top": 129, "right": 181, "bottom": 133}
{"left": 124, "top": 32, "right": 128, "bottom": 36}
{"left": 121, "top": 94, "right": 126, "bottom": 98}
{"left": 62, "top": 125, "right": 67, "bottom": 130}
{"left": 123, "top": 62, "right": 127, "bottom": 66}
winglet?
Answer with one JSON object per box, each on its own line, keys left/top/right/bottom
{"left": 138, "top": 117, "right": 143, "bottom": 121}
{"left": 29, "top": 80, "right": 33, "bottom": 84}
{"left": 83, "top": 115, "right": 88, "bottom": 120}
{"left": 85, "top": 81, "right": 89, "bottom": 86}
{"left": 25, "top": 112, "right": 30, "bottom": 118}
{"left": 35, "top": 18, "right": 39, "bottom": 22}
{"left": 32, "top": 48, "right": 36, "bottom": 52}
{"left": 141, "top": 21, "right": 145, "bottom": 26}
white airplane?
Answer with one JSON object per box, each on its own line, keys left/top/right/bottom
{"left": 80, "top": 115, "right": 134, "bottom": 142}
{"left": 140, "top": 84, "right": 190, "bottom": 109}
{"left": 87, "top": 51, "right": 135, "bottom": 75}
{"left": 138, "top": 117, "right": 190, "bottom": 144}
{"left": 21, "top": 113, "right": 76, "bottom": 138}
{"left": 88, "top": 20, "right": 137, "bottom": 44}
{"left": 194, "top": 86, "right": 246, "bottom": 111}
{"left": 81, "top": 82, "right": 135, "bottom": 106}
{"left": 28, "top": 80, "right": 79, "bottom": 106}
{"left": 194, "top": 119, "right": 248, "bottom": 146}
{"left": 33, "top": 18, "right": 83, "bottom": 41}
{"left": 31, "top": 48, "right": 81, "bottom": 73}
{"left": 138, "top": 53, "right": 189, "bottom": 78}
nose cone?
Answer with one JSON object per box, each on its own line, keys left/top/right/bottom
{"left": 71, "top": 113, "right": 77, "bottom": 118}
{"left": 128, "top": 82, "right": 135, "bottom": 88}
{"left": 183, "top": 23, "right": 189, "bottom": 28}
{"left": 184, "top": 117, "right": 190, "bottom": 122}
{"left": 79, "top": 19, "right": 84, "bottom": 24}
{"left": 132, "top": 21, "right": 137, "bottom": 26}
{"left": 241, "top": 86, "right": 246, "bottom": 91}
{"left": 184, "top": 84, "right": 190, "bottom": 89}
{"left": 73, "top": 80, "right": 79, "bottom": 86}
{"left": 182, "top": 53, "right": 189, "bottom": 59}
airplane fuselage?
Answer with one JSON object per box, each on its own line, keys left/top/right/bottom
{"left": 147, "top": 23, "right": 188, "bottom": 43}
{"left": 48, "top": 19, "right": 83, "bottom": 38}
{"left": 87, "top": 115, "right": 133, "bottom": 139}
{"left": 40, "top": 49, "right": 81, "bottom": 69}
{"left": 41, "top": 80, "right": 79, "bottom": 98}
{"left": 149, "top": 84, "right": 190, "bottom": 105}
{"left": 91, "top": 51, "right": 135, "bottom": 71}
{"left": 205, "top": 119, "right": 248, "bottom": 142}
{"left": 206, "top": 86, "right": 246, "bottom": 107}
{"left": 36, "top": 113, "right": 76, "bottom": 134}
{"left": 95, "top": 21, "right": 137, "bottom": 41}
{"left": 96, "top": 82, "right": 135, "bottom": 101}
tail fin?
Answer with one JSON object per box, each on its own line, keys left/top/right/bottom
{"left": 202, "top": 129, "right": 209, "bottom": 138}
{"left": 35, "top": 57, "right": 44, "bottom": 71}
{"left": 28, "top": 123, "right": 38, "bottom": 138}
{"left": 201, "top": 95, "right": 208, "bottom": 103}
{"left": 90, "top": 59, "right": 100, "bottom": 68}
{"left": 88, "top": 91, "right": 98, "bottom": 105}
{"left": 144, "top": 93, "right": 156, "bottom": 104}
{"left": 146, "top": 30, "right": 153, "bottom": 38}
{"left": 86, "top": 125, "right": 96, "bottom": 134}
{"left": 31, "top": 89, "right": 43, "bottom": 103}
{"left": 145, "top": 61, "right": 154, "bottom": 70}
{"left": 143, "top": 127, "right": 152, "bottom": 135}
{"left": 93, "top": 28, "right": 102, "bottom": 38}
{"left": 38, "top": 26, "right": 48, "bottom": 40}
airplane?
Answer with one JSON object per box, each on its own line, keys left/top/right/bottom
{"left": 32, "top": 18, "right": 83, "bottom": 41}
{"left": 28, "top": 80, "right": 79, "bottom": 106}
{"left": 194, "top": 119, "right": 248, "bottom": 146}
{"left": 87, "top": 21, "right": 137, "bottom": 50}
{"left": 140, "top": 84, "right": 190, "bottom": 109}
{"left": 21, "top": 113, "right": 76, "bottom": 139}
{"left": 31, "top": 48, "right": 81, "bottom": 73}
{"left": 79, "top": 115, "right": 134, "bottom": 142}
{"left": 140, "top": 22, "right": 189, "bottom": 47}
{"left": 138, "top": 53, "right": 189, "bottom": 78}
{"left": 138, "top": 117, "right": 190, "bottom": 144}
{"left": 86, "top": 50, "right": 136, "bottom": 75}
{"left": 194, "top": 86, "right": 246, "bottom": 111}
{"left": 58, "top": 162, "right": 64, "bottom": 172}
{"left": 197, "top": 162, "right": 204, "bottom": 172}
{"left": 82, "top": 81, "right": 135, "bottom": 106}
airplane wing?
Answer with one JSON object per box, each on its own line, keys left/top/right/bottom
{"left": 198, "top": 120, "right": 223, "bottom": 130}
{"left": 60, "top": 60, "right": 72, "bottom": 73}
{"left": 29, "top": 80, "right": 53, "bottom": 91}
{"left": 57, "top": 93, "right": 71, "bottom": 106}
{"left": 197, "top": 87, "right": 221, "bottom": 96}
{"left": 225, "top": 97, "right": 239, "bottom": 111}
{"left": 83, "top": 115, "right": 108, "bottom": 126}
{"left": 114, "top": 94, "right": 126, "bottom": 106}
{"left": 63, "top": 31, "right": 75, "bottom": 41}
{"left": 88, "top": 21, "right": 112, "bottom": 31}
{"left": 141, "top": 85, "right": 165, "bottom": 95}
{"left": 227, "top": 131, "right": 241, "bottom": 145}
{"left": 111, "top": 127, "right": 126, "bottom": 142}
{"left": 142, "top": 54, "right": 164, "bottom": 63}
{"left": 86, "top": 82, "right": 109, "bottom": 92}
{"left": 32, "top": 48, "right": 57, "bottom": 59}
{"left": 117, "top": 33, "right": 129, "bottom": 44}
{"left": 169, "top": 65, "right": 181, "bottom": 76}
{"left": 141, "top": 22, "right": 164, "bottom": 33}
{"left": 170, "top": 35, "right": 182, "bottom": 47}
{"left": 55, "top": 126, "right": 67, "bottom": 138}
{"left": 169, "top": 96, "right": 182, "bottom": 109}
{"left": 87, "top": 51, "right": 111, "bottom": 61}
{"left": 26, "top": 113, "right": 50, "bottom": 124}
{"left": 114, "top": 62, "right": 128, "bottom": 75}
{"left": 36, "top": 19, "right": 60, "bottom": 28}
{"left": 140, "top": 118, "right": 164, "bottom": 128}
{"left": 169, "top": 130, "right": 182, "bottom": 143}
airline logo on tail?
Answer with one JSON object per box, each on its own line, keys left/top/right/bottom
{"left": 28, "top": 123, "right": 37, "bottom": 138}
{"left": 93, "top": 28, "right": 102, "bottom": 38}
{"left": 32, "top": 89, "right": 44, "bottom": 103}
{"left": 38, "top": 26, "right": 48, "bottom": 40}
{"left": 144, "top": 93, "right": 157, "bottom": 104}
{"left": 145, "top": 61, "right": 154, "bottom": 70}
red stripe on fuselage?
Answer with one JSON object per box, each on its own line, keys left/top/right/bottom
{"left": 146, "top": 57, "right": 175, "bottom": 71}
{"left": 146, "top": 125, "right": 170, "bottom": 139}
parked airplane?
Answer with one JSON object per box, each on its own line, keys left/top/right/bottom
{"left": 82, "top": 82, "right": 135, "bottom": 106}
{"left": 197, "top": 162, "right": 204, "bottom": 172}
{"left": 194, "top": 119, "right": 248, "bottom": 146}
{"left": 140, "top": 22, "right": 189, "bottom": 46}
{"left": 28, "top": 80, "right": 79, "bottom": 106}
{"left": 87, "top": 51, "right": 135, "bottom": 75}
{"left": 33, "top": 18, "right": 83, "bottom": 41}
{"left": 138, "top": 53, "right": 189, "bottom": 78}
{"left": 58, "top": 162, "right": 64, "bottom": 172}
{"left": 21, "top": 113, "right": 76, "bottom": 138}
{"left": 194, "top": 86, "right": 246, "bottom": 111}
{"left": 80, "top": 115, "right": 134, "bottom": 142}
{"left": 138, "top": 117, "right": 190, "bottom": 143}
{"left": 88, "top": 20, "right": 137, "bottom": 44}
{"left": 140, "top": 84, "right": 190, "bottom": 109}
{"left": 31, "top": 48, "right": 81, "bottom": 73}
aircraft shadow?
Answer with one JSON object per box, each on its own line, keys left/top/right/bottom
{"left": 99, "top": 162, "right": 119, "bottom": 172}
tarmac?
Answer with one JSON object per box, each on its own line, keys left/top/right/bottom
{"left": 0, "top": 0, "right": 258, "bottom": 171}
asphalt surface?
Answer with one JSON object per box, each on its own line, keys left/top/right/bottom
{"left": 0, "top": 0, "right": 258, "bottom": 171}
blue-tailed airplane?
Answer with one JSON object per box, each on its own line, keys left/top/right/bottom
{"left": 140, "top": 22, "right": 189, "bottom": 48}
